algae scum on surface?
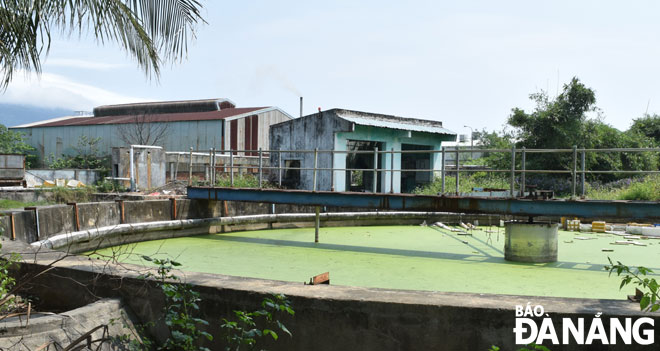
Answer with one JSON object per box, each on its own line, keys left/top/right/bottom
{"left": 90, "top": 225, "right": 660, "bottom": 299}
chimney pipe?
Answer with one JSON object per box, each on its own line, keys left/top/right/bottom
{"left": 300, "top": 96, "right": 303, "bottom": 117}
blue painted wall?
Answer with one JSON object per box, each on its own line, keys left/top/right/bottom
{"left": 334, "top": 125, "right": 453, "bottom": 192}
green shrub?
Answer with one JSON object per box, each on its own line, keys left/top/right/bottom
{"left": 586, "top": 175, "right": 660, "bottom": 201}
{"left": 95, "top": 179, "right": 127, "bottom": 193}
{"left": 215, "top": 174, "right": 274, "bottom": 189}
{"left": 413, "top": 174, "right": 509, "bottom": 195}
{"left": 618, "top": 176, "right": 660, "bottom": 201}
{"left": 46, "top": 186, "right": 95, "bottom": 203}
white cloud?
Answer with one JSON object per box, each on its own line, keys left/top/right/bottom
{"left": 45, "top": 58, "right": 128, "bottom": 71}
{"left": 0, "top": 70, "right": 147, "bottom": 111}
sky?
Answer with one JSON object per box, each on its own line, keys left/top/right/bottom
{"left": 2, "top": 0, "right": 660, "bottom": 136}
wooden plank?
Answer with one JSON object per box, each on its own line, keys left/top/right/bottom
{"left": 251, "top": 114, "right": 259, "bottom": 156}
{"left": 230, "top": 119, "right": 238, "bottom": 154}
{"left": 312, "top": 272, "right": 330, "bottom": 285}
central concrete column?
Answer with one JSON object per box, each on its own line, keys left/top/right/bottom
{"left": 504, "top": 222, "right": 558, "bottom": 263}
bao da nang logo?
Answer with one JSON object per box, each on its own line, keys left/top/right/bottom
{"left": 514, "top": 303, "right": 655, "bottom": 346}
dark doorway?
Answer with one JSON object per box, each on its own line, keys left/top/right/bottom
{"left": 401, "top": 144, "right": 432, "bottom": 193}
{"left": 346, "top": 140, "right": 384, "bottom": 192}
{"left": 282, "top": 159, "right": 301, "bottom": 189}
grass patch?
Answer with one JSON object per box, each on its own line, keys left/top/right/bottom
{"left": 0, "top": 199, "right": 50, "bottom": 210}
{"left": 45, "top": 186, "right": 95, "bottom": 203}
{"left": 214, "top": 174, "right": 276, "bottom": 188}
{"left": 586, "top": 175, "right": 660, "bottom": 201}
{"left": 413, "top": 173, "right": 509, "bottom": 195}
{"left": 414, "top": 173, "right": 660, "bottom": 201}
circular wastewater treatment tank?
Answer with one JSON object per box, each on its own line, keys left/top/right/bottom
{"left": 90, "top": 224, "right": 660, "bottom": 300}
{"left": 504, "top": 221, "right": 558, "bottom": 263}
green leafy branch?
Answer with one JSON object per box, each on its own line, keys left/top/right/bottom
{"left": 141, "top": 256, "right": 213, "bottom": 351}
{"left": 605, "top": 257, "right": 660, "bottom": 312}
{"left": 221, "top": 294, "right": 295, "bottom": 351}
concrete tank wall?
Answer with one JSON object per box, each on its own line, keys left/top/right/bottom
{"left": 77, "top": 202, "right": 121, "bottom": 230}
{"left": 11, "top": 245, "right": 658, "bottom": 351}
{"left": 2, "top": 198, "right": 504, "bottom": 243}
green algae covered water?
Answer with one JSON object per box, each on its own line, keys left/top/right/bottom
{"left": 90, "top": 225, "right": 660, "bottom": 299}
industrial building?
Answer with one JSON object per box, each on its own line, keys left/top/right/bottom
{"left": 11, "top": 98, "right": 292, "bottom": 166}
{"left": 269, "top": 109, "right": 456, "bottom": 193}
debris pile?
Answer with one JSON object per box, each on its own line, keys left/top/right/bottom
{"left": 39, "top": 179, "right": 86, "bottom": 188}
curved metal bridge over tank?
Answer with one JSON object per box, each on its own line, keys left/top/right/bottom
{"left": 187, "top": 187, "right": 660, "bottom": 220}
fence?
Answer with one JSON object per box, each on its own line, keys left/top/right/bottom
{"left": 165, "top": 149, "right": 266, "bottom": 183}
{"left": 0, "top": 154, "right": 26, "bottom": 187}
{"left": 185, "top": 147, "right": 660, "bottom": 197}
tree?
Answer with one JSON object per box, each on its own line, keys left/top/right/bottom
{"left": 630, "top": 114, "right": 660, "bottom": 145}
{"left": 0, "top": 0, "right": 205, "bottom": 89}
{"left": 473, "top": 128, "right": 514, "bottom": 171}
{"left": 116, "top": 112, "right": 170, "bottom": 146}
{"left": 0, "top": 123, "right": 33, "bottom": 154}
{"left": 507, "top": 77, "right": 597, "bottom": 171}
{"left": 503, "top": 77, "right": 657, "bottom": 180}
{"left": 0, "top": 123, "right": 36, "bottom": 166}
{"left": 582, "top": 121, "right": 657, "bottom": 173}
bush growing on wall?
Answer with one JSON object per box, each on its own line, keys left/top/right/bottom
{"left": 48, "top": 136, "right": 110, "bottom": 171}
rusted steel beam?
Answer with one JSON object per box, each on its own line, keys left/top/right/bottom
{"left": 187, "top": 187, "right": 660, "bottom": 220}
{"left": 67, "top": 202, "right": 80, "bottom": 231}
{"left": 115, "top": 200, "right": 125, "bottom": 224}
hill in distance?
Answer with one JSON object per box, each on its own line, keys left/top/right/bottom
{"left": 0, "top": 103, "right": 74, "bottom": 128}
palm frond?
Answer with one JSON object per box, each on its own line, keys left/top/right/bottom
{"left": 0, "top": 0, "right": 205, "bottom": 90}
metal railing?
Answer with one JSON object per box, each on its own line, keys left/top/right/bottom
{"left": 184, "top": 146, "right": 660, "bottom": 198}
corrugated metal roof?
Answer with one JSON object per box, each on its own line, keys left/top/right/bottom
{"left": 12, "top": 115, "right": 89, "bottom": 128}
{"left": 17, "top": 107, "right": 268, "bottom": 128}
{"left": 335, "top": 109, "right": 455, "bottom": 135}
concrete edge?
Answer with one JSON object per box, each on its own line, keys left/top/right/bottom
{"left": 29, "top": 211, "right": 473, "bottom": 251}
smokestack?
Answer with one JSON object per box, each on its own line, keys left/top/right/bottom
{"left": 300, "top": 96, "right": 303, "bottom": 117}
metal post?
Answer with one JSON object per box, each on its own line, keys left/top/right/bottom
{"left": 258, "top": 148, "right": 263, "bottom": 188}
{"left": 207, "top": 148, "right": 212, "bottom": 184}
{"left": 372, "top": 147, "right": 379, "bottom": 193}
{"left": 390, "top": 148, "right": 394, "bottom": 193}
{"left": 455, "top": 147, "right": 460, "bottom": 194}
{"left": 278, "top": 152, "right": 282, "bottom": 187}
{"left": 174, "top": 154, "right": 180, "bottom": 181}
{"left": 315, "top": 206, "right": 320, "bottom": 243}
{"left": 441, "top": 147, "right": 446, "bottom": 194}
{"left": 581, "top": 149, "right": 586, "bottom": 197}
{"left": 520, "top": 147, "right": 526, "bottom": 197}
{"left": 188, "top": 147, "right": 193, "bottom": 186}
{"left": 212, "top": 147, "right": 216, "bottom": 186}
{"left": 330, "top": 150, "right": 335, "bottom": 191}
{"left": 229, "top": 152, "right": 234, "bottom": 187}
{"left": 313, "top": 148, "right": 318, "bottom": 191}
{"left": 572, "top": 145, "right": 577, "bottom": 198}
{"left": 34, "top": 208, "right": 40, "bottom": 240}
{"left": 129, "top": 146, "right": 135, "bottom": 191}
{"left": 510, "top": 145, "right": 516, "bottom": 198}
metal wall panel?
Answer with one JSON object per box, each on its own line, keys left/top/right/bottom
{"left": 12, "top": 108, "right": 292, "bottom": 165}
